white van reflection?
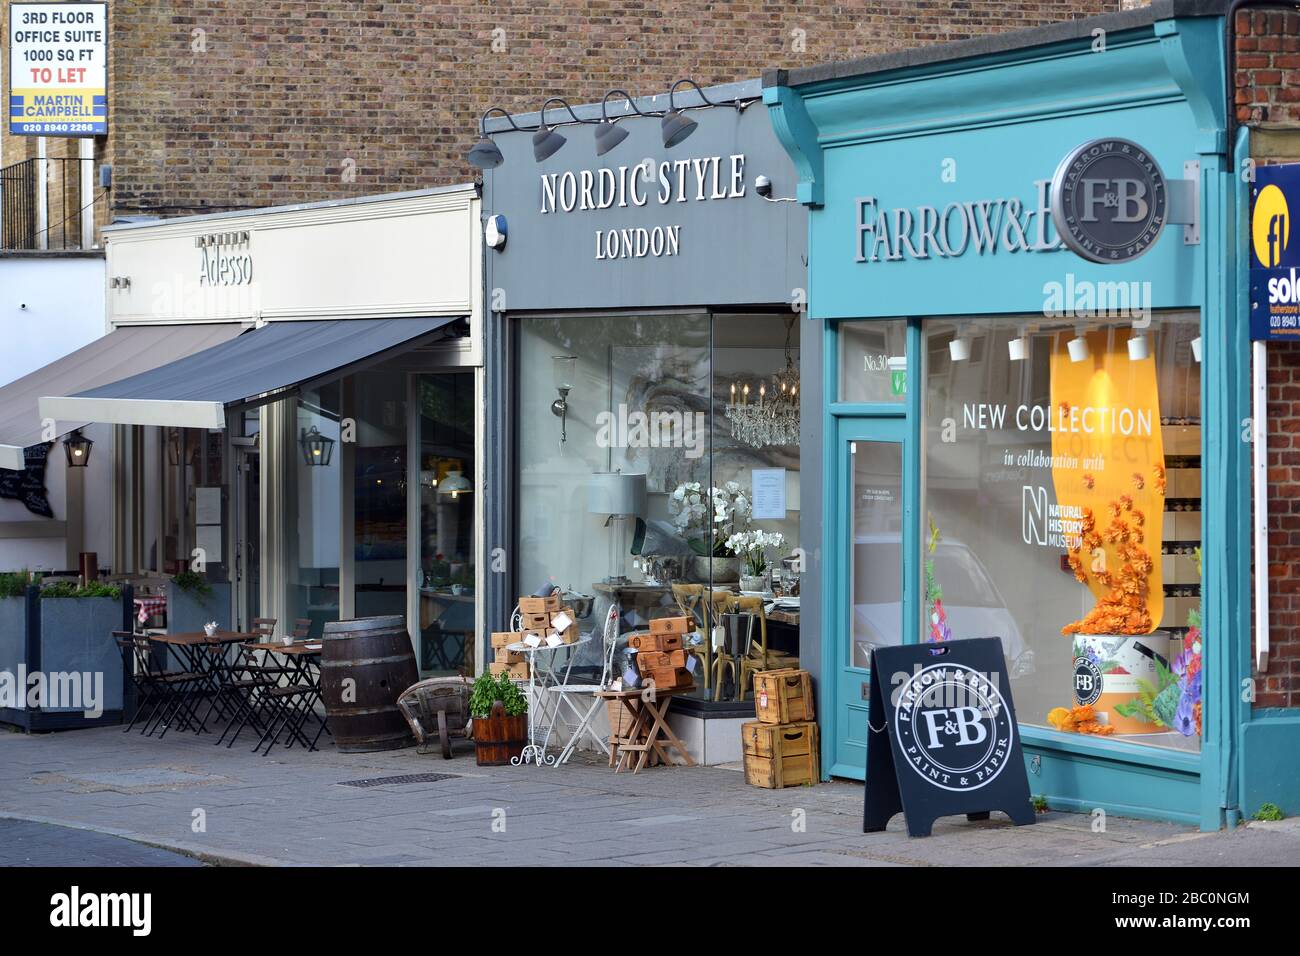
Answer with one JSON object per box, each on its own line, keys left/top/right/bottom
{"left": 852, "top": 534, "right": 1035, "bottom": 679}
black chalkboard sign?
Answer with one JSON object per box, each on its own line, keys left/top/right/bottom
{"left": 863, "top": 637, "right": 1036, "bottom": 837}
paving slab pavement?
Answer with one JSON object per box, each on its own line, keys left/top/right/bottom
{"left": 0, "top": 724, "right": 1294, "bottom": 866}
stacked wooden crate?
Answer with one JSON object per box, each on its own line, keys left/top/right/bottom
{"left": 518, "top": 593, "right": 580, "bottom": 645}
{"left": 742, "top": 668, "right": 818, "bottom": 789}
{"left": 489, "top": 631, "right": 529, "bottom": 679}
{"left": 631, "top": 617, "right": 692, "bottom": 690}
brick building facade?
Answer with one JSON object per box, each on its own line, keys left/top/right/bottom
{"left": 1237, "top": 7, "right": 1300, "bottom": 709}
{"left": 2, "top": 0, "right": 1299, "bottom": 703}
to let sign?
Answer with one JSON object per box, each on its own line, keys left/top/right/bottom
{"left": 8, "top": 2, "right": 108, "bottom": 136}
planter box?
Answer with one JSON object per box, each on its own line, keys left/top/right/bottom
{"left": 165, "top": 580, "right": 232, "bottom": 634}
{"left": 0, "top": 586, "right": 132, "bottom": 731}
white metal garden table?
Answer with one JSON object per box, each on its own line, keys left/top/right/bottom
{"left": 505, "top": 631, "right": 593, "bottom": 767}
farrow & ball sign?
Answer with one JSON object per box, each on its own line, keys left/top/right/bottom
{"left": 1050, "top": 138, "right": 1169, "bottom": 264}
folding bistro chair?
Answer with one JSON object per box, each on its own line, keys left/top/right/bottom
{"left": 548, "top": 602, "right": 621, "bottom": 765}
{"left": 114, "top": 631, "right": 206, "bottom": 738}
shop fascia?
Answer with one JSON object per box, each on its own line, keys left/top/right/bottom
{"left": 854, "top": 178, "right": 1063, "bottom": 263}
{"left": 539, "top": 154, "right": 748, "bottom": 260}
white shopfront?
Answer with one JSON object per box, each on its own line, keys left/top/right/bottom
{"left": 41, "top": 185, "right": 486, "bottom": 674}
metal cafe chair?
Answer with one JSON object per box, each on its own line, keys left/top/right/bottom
{"left": 549, "top": 602, "right": 622, "bottom": 765}
{"left": 113, "top": 631, "right": 206, "bottom": 738}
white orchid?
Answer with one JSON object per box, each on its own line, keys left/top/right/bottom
{"left": 725, "top": 530, "right": 785, "bottom": 576}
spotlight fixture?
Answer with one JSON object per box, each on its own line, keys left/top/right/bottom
{"left": 1127, "top": 331, "right": 1150, "bottom": 361}
{"left": 533, "top": 98, "right": 597, "bottom": 163}
{"left": 1067, "top": 327, "right": 1091, "bottom": 363}
{"left": 1008, "top": 327, "right": 1031, "bottom": 361}
{"left": 62, "top": 429, "right": 93, "bottom": 468}
{"left": 594, "top": 89, "right": 662, "bottom": 156}
{"left": 1191, "top": 336, "right": 1203, "bottom": 363}
{"left": 949, "top": 332, "right": 972, "bottom": 362}
{"left": 661, "top": 79, "right": 730, "bottom": 148}
{"left": 466, "top": 107, "right": 519, "bottom": 170}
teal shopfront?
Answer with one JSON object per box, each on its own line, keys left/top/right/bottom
{"left": 764, "top": 1, "right": 1276, "bottom": 829}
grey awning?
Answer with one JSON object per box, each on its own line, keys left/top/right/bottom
{"left": 0, "top": 322, "right": 246, "bottom": 470}
{"left": 39, "top": 317, "right": 459, "bottom": 431}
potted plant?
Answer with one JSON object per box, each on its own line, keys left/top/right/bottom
{"left": 667, "top": 480, "right": 751, "bottom": 582}
{"left": 469, "top": 671, "right": 528, "bottom": 765}
{"left": 726, "top": 530, "right": 785, "bottom": 592}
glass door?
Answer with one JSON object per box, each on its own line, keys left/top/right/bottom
{"left": 234, "top": 446, "right": 261, "bottom": 631}
{"left": 833, "top": 417, "right": 909, "bottom": 778}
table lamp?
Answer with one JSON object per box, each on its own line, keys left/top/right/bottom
{"left": 587, "top": 471, "right": 646, "bottom": 585}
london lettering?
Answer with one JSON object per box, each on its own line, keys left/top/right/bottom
{"left": 539, "top": 154, "right": 746, "bottom": 261}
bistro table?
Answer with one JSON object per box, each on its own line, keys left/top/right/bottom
{"left": 505, "top": 631, "right": 592, "bottom": 768}
{"left": 148, "top": 630, "right": 257, "bottom": 729}
{"left": 596, "top": 685, "right": 697, "bottom": 774}
{"left": 241, "top": 640, "right": 328, "bottom": 755}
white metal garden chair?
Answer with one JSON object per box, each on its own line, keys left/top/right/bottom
{"left": 545, "top": 602, "right": 622, "bottom": 765}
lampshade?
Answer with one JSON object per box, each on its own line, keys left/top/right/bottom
{"left": 533, "top": 125, "right": 566, "bottom": 162}
{"left": 948, "top": 336, "right": 972, "bottom": 362}
{"left": 1067, "top": 333, "right": 1091, "bottom": 363}
{"left": 661, "top": 109, "right": 697, "bottom": 148}
{"left": 438, "top": 469, "right": 472, "bottom": 497}
{"left": 595, "top": 120, "right": 629, "bottom": 156}
{"left": 1191, "top": 336, "right": 1203, "bottom": 363}
{"left": 587, "top": 472, "right": 646, "bottom": 517}
{"left": 1127, "top": 333, "right": 1150, "bottom": 361}
{"left": 1008, "top": 335, "right": 1030, "bottom": 361}
{"left": 468, "top": 135, "right": 504, "bottom": 169}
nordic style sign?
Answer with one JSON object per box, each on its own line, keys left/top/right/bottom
{"left": 1050, "top": 139, "right": 1168, "bottom": 264}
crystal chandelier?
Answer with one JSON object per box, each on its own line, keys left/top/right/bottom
{"left": 725, "top": 317, "right": 800, "bottom": 448}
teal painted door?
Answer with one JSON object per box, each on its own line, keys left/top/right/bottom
{"left": 832, "top": 417, "right": 910, "bottom": 779}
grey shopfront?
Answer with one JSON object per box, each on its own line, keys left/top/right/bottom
{"left": 478, "top": 80, "right": 811, "bottom": 748}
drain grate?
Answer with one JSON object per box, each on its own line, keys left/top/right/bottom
{"left": 337, "top": 772, "right": 459, "bottom": 789}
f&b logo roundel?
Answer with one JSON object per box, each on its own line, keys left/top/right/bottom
{"left": 1051, "top": 138, "right": 1168, "bottom": 264}
{"left": 893, "top": 663, "right": 1014, "bottom": 793}
{"left": 1073, "top": 656, "right": 1103, "bottom": 707}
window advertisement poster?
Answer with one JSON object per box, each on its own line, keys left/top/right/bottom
{"left": 7, "top": 1, "right": 108, "bottom": 136}
{"left": 1250, "top": 163, "right": 1300, "bottom": 341}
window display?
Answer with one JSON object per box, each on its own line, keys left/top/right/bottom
{"left": 921, "top": 314, "right": 1202, "bottom": 751}
{"left": 516, "top": 312, "right": 802, "bottom": 706}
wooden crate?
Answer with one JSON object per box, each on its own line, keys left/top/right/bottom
{"left": 649, "top": 616, "right": 690, "bottom": 636}
{"left": 630, "top": 631, "right": 683, "bottom": 652}
{"left": 753, "top": 669, "right": 815, "bottom": 724}
{"left": 490, "top": 631, "right": 520, "bottom": 649}
{"left": 494, "top": 648, "right": 526, "bottom": 665}
{"left": 637, "top": 648, "right": 687, "bottom": 671}
{"left": 522, "top": 611, "right": 551, "bottom": 630}
{"left": 648, "top": 666, "right": 692, "bottom": 690}
{"left": 742, "top": 721, "right": 819, "bottom": 789}
{"left": 489, "top": 661, "right": 530, "bottom": 679}
{"left": 519, "top": 594, "right": 561, "bottom": 615}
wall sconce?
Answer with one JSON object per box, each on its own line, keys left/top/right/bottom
{"left": 551, "top": 354, "right": 577, "bottom": 444}
{"left": 63, "top": 430, "right": 93, "bottom": 468}
{"left": 299, "top": 426, "right": 335, "bottom": 466}
{"left": 1067, "top": 327, "right": 1092, "bottom": 363}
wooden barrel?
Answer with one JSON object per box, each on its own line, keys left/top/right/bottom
{"left": 321, "top": 615, "right": 419, "bottom": 752}
{"left": 473, "top": 703, "right": 527, "bottom": 766}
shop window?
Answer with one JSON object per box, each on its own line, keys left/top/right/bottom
{"left": 415, "top": 371, "right": 476, "bottom": 676}
{"left": 920, "top": 314, "right": 1202, "bottom": 751}
{"left": 351, "top": 370, "right": 407, "bottom": 621}
{"left": 516, "top": 312, "right": 802, "bottom": 708}
{"left": 292, "top": 383, "right": 342, "bottom": 640}
{"left": 839, "top": 319, "right": 909, "bottom": 403}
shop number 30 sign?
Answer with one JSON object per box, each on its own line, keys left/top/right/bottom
{"left": 863, "top": 638, "right": 1036, "bottom": 837}
{"left": 7, "top": 2, "right": 108, "bottom": 136}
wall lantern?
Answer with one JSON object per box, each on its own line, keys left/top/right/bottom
{"left": 300, "top": 426, "right": 335, "bottom": 467}
{"left": 63, "top": 430, "right": 93, "bottom": 468}
{"left": 551, "top": 354, "right": 578, "bottom": 444}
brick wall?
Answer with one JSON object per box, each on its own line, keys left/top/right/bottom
{"left": 9, "top": 0, "right": 1119, "bottom": 221}
{"left": 1236, "top": 7, "right": 1300, "bottom": 125}
{"left": 1239, "top": 8, "right": 1300, "bottom": 707}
